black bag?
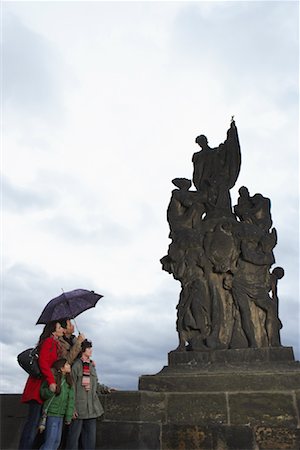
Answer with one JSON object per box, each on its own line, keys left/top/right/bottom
{"left": 17, "top": 347, "right": 42, "bottom": 378}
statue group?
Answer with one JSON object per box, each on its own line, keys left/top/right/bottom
{"left": 161, "top": 119, "right": 284, "bottom": 351}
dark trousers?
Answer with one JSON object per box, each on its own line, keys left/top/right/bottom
{"left": 65, "top": 418, "right": 97, "bottom": 450}
{"left": 19, "top": 400, "right": 42, "bottom": 449}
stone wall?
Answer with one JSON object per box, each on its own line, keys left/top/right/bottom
{"left": 2, "top": 348, "right": 300, "bottom": 450}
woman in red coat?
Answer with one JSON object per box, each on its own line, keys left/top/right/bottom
{"left": 19, "top": 321, "right": 64, "bottom": 450}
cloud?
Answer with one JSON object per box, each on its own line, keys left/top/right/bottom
{"left": 2, "top": 176, "right": 57, "bottom": 212}
{"left": 170, "top": 2, "right": 298, "bottom": 80}
{"left": 2, "top": 12, "right": 64, "bottom": 121}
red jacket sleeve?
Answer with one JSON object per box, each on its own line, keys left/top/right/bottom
{"left": 39, "top": 337, "right": 58, "bottom": 385}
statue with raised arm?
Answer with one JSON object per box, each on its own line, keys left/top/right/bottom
{"left": 192, "top": 118, "right": 241, "bottom": 218}
{"left": 161, "top": 119, "right": 285, "bottom": 352}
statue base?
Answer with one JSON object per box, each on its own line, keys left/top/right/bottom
{"left": 98, "top": 347, "right": 300, "bottom": 449}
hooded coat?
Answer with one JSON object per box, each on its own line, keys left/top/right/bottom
{"left": 71, "top": 358, "right": 109, "bottom": 419}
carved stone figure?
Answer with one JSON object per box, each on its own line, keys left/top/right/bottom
{"left": 161, "top": 120, "right": 284, "bottom": 352}
{"left": 161, "top": 233, "right": 211, "bottom": 351}
{"left": 231, "top": 231, "right": 281, "bottom": 347}
{"left": 234, "top": 186, "right": 273, "bottom": 231}
{"left": 167, "top": 178, "right": 205, "bottom": 236}
{"left": 192, "top": 119, "right": 241, "bottom": 218}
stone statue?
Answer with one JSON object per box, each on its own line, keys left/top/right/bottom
{"left": 192, "top": 119, "right": 241, "bottom": 219}
{"left": 161, "top": 119, "right": 284, "bottom": 352}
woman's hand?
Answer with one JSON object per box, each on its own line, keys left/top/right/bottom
{"left": 49, "top": 383, "right": 57, "bottom": 393}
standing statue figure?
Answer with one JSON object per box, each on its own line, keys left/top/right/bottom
{"left": 231, "top": 230, "right": 281, "bottom": 347}
{"left": 161, "top": 237, "right": 211, "bottom": 351}
{"left": 192, "top": 119, "right": 241, "bottom": 218}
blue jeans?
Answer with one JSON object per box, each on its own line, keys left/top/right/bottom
{"left": 40, "top": 416, "right": 63, "bottom": 450}
{"left": 65, "top": 418, "right": 97, "bottom": 450}
{"left": 19, "top": 400, "right": 42, "bottom": 449}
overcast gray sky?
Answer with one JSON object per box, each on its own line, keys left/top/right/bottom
{"left": 1, "top": 0, "right": 299, "bottom": 393}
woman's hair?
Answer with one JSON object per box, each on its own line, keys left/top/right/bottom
{"left": 37, "top": 321, "right": 59, "bottom": 350}
{"left": 52, "top": 358, "right": 73, "bottom": 391}
{"left": 58, "top": 319, "right": 68, "bottom": 329}
{"left": 81, "top": 339, "right": 92, "bottom": 353}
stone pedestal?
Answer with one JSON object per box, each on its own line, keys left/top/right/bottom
{"left": 99, "top": 347, "right": 300, "bottom": 450}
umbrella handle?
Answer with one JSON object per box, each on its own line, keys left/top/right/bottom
{"left": 73, "top": 317, "right": 80, "bottom": 335}
{"left": 63, "top": 294, "right": 81, "bottom": 334}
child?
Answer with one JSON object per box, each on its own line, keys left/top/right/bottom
{"left": 66, "top": 340, "right": 114, "bottom": 450}
{"left": 39, "top": 358, "right": 74, "bottom": 450}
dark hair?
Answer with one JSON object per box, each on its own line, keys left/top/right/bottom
{"left": 58, "top": 319, "right": 69, "bottom": 329}
{"left": 37, "top": 321, "right": 59, "bottom": 351}
{"left": 81, "top": 339, "right": 92, "bottom": 353}
{"left": 51, "top": 358, "right": 73, "bottom": 391}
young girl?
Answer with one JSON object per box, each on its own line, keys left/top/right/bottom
{"left": 66, "top": 340, "right": 113, "bottom": 450}
{"left": 39, "top": 358, "right": 74, "bottom": 450}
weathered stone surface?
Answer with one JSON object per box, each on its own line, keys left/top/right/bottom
{"left": 139, "top": 370, "right": 300, "bottom": 392}
{"left": 229, "top": 392, "right": 298, "bottom": 427}
{"left": 161, "top": 425, "right": 255, "bottom": 450}
{"left": 0, "top": 395, "right": 27, "bottom": 450}
{"left": 97, "top": 421, "right": 161, "bottom": 450}
{"left": 162, "top": 424, "right": 213, "bottom": 450}
{"left": 166, "top": 393, "right": 227, "bottom": 425}
{"left": 213, "top": 425, "right": 255, "bottom": 450}
{"left": 101, "top": 391, "right": 166, "bottom": 422}
{"left": 254, "top": 426, "right": 300, "bottom": 450}
{"left": 1, "top": 393, "right": 27, "bottom": 417}
{"left": 295, "top": 389, "right": 300, "bottom": 424}
{"left": 168, "top": 347, "right": 295, "bottom": 366}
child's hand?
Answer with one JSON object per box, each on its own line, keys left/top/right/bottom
{"left": 65, "top": 421, "right": 71, "bottom": 425}
{"left": 72, "top": 411, "right": 78, "bottom": 419}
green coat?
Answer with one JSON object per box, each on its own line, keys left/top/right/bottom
{"left": 71, "top": 359, "right": 109, "bottom": 420}
{"left": 40, "top": 376, "right": 74, "bottom": 423}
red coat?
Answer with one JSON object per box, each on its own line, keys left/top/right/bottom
{"left": 21, "top": 336, "right": 61, "bottom": 404}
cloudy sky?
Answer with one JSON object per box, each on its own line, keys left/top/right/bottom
{"left": 1, "top": 1, "right": 299, "bottom": 393}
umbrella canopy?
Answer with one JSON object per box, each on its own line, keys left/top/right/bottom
{"left": 36, "top": 289, "right": 103, "bottom": 325}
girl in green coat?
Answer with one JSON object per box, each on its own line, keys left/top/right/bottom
{"left": 40, "top": 358, "right": 74, "bottom": 450}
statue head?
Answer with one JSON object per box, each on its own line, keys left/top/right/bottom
{"left": 172, "top": 178, "right": 192, "bottom": 190}
{"left": 272, "top": 266, "right": 285, "bottom": 280}
{"left": 195, "top": 135, "right": 208, "bottom": 148}
{"left": 238, "top": 186, "right": 250, "bottom": 198}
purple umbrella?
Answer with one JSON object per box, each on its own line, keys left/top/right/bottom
{"left": 36, "top": 289, "right": 103, "bottom": 325}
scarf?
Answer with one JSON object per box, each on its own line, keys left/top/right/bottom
{"left": 81, "top": 356, "right": 91, "bottom": 391}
